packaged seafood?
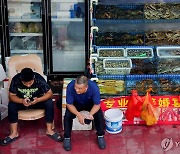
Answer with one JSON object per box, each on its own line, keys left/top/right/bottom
{"left": 97, "top": 47, "right": 125, "bottom": 58}
{"left": 126, "top": 48, "right": 154, "bottom": 59}
{"left": 103, "top": 58, "right": 132, "bottom": 75}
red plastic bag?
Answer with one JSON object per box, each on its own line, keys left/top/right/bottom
{"left": 125, "top": 90, "right": 144, "bottom": 121}
{"left": 141, "top": 92, "right": 160, "bottom": 126}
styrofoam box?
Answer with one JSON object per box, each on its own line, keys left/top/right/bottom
{"left": 126, "top": 47, "right": 154, "bottom": 59}
{"left": 97, "top": 48, "right": 125, "bottom": 58}
{"left": 1, "top": 88, "right": 8, "bottom": 106}
{"left": 0, "top": 104, "right": 8, "bottom": 120}
{"left": 157, "top": 46, "right": 180, "bottom": 58}
{"left": 62, "top": 78, "right": 92, "bottom": 130}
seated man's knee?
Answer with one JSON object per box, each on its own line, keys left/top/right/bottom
{"left": 64, "top": 109, "right": 75, "bottom": 120}
{"left": 44, "top": 99, "right": 54, "bottom": 108}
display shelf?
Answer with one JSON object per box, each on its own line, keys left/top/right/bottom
{"left": 93, "top": 19, "right": 180, "bottom": 24}
{"left": 8, "top": 0, "right": 41, "bottom": 2}
{"left": 10, "top": 33, "right": 43, "bottom": 36}
{"left": 51, "top": 18, "right": 83, "bottom": 22}
{"left": 11, "top": 50, "right": 43, "bottom": 54}
{"left": 9, "top": 18, "right": 42, "bottom": 22}
{"left": 96, "top": 0, "right": 180, "bottom": 5}
{"left": 51, "top": 0, "right": 84, "bottom": 2}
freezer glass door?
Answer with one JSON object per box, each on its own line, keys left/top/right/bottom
{"left": 50, "top": 0, "right": 85, "bottom": 72}
{"left": 7, "top": 0, "right": 44, "bottom": 62}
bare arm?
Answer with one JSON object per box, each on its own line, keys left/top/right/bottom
{"left": 9, "top": 92, "right": 24, "bottom": 104}
{"left": 66, "top": 104, "right": 86, "bottom": 125}
{"left": 31, "top": 89, "right": 53, "bottom": 105}
{"left": 89, "top": 104, "right": 100, "bottom": 116}
{"left": 9, "top": 92, "right": 30, "bottom": 107}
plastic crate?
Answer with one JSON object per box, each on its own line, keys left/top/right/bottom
{"left": 126, "top": 75, "right": 158, "bottom": 95}
{"left": 126, "top": 47, "right": 154, "bottom": 59}
{"left": 157, "top": 74, "right": 180, "bottom": 95}
{"left": 156, "top": 47, "right": 180, "bottom": 74}
{"left": 103, "top": 58, "right": 132, "bottom": 75}
{"left": 157, "top": 46, "right": 180, "bottom": 58}
{"left": 97, "top": 47, "right": 125, "bottom": 58}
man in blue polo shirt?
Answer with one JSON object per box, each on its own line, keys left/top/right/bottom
{"left": 63, "top": 75, "right": 106, "bottom": 151}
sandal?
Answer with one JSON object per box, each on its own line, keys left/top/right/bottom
{"left": 0, "top": 136, "right": 19, "bottom": 146}
{"left": 47, "top": 132, "right": 63, "bottom": 142}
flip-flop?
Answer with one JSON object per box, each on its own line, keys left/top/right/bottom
{"left": 47, "top": 132, "right": 63, "bottom": 142}
{"left": 0, "top": 136, "right": 19, "bottom": 146}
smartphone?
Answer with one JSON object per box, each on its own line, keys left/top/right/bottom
{"left": 84, "top": 118, "right": 92, "bottom": 124}
{"left": 27, "top": 98, "right": 34, "bottom": 103}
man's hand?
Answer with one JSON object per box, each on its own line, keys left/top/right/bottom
{"left": 77, "top": 112, "right": 86, "bottom": 125}
{"left": 22, "top": 98, "right": 31, "bottom": 107}
{"left": 86, "top": 114, "right": 94, "bottom": 120}
{"left": 30, "top": 97, "right": 39, "bottom": 105}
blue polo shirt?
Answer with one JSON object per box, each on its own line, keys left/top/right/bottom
{"left": 66, "top": 80, "right": 100, "bottom": 106}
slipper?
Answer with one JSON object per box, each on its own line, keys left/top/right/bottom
{"left": 47, "top": 132, "right": 63, "bottom": 142}
{"left": 0, "top": 136, "right": 19, "bottom": 146}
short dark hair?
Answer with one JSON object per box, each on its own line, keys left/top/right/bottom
{"left": 20, "top": 68, "right": 35, "bottom": 82}
{"left": 76, "top": 75, "right": 88, "bottom": 86}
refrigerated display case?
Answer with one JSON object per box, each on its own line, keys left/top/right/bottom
{"left": 6, "top": 0, "right": 46, "bottom": 68}
{"left": 90, "top": 0, "right": 180, "bottom": 96}
{"left": 49, "top": 0, "right": 89, "bottom": 74}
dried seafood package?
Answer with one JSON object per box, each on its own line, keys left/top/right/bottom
{"left": 96, "top": 32, "right": 144, "bottom": 46}
{"left": 103, "top": 58, "right": 132, "bottom": 75}
{"left": 98, "top": 48, "right": 125, "bottom": 58}
{"left": 95, "top": 4, "right": 143, "bottom": 19}
{"left": 94, "top": 59, "right": 132, "bottom": 75}
{"left": 97, "top": 79, "right": 125, "bottom": 95}
{"left": 145, "top": 30, "right": 180, "bottom": 45}
{"left": 144, "top": 3, "right": 180, "bottom": 19}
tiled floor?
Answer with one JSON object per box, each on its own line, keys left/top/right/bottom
{"left": 1, "top": 104, "right": 180, "bottom": 154}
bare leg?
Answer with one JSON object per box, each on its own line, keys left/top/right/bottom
{"left": 46, "top": 122, "right": 63, "bottom": 142}
{"left": 46, "top": 123, "right": 55, "bottom": 135}
{"left": 9, "top": 123, "right": 19, "bottom": 138}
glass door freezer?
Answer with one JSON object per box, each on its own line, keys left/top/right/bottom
{"left": 49, "top": 0, "right": 89, "bottom": 74}
{"left": 6, "top": 0, "right": 47, "bottom": 71}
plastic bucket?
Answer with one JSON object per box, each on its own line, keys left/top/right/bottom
{"left": 104, "top": 109, "right": 123, "bottom": 134}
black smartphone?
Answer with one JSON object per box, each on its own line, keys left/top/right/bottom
{"left": 30, "top": 97, "right": 34, "bottom": 101}
{"left": 84, "top": 118, "right": 92, "bottom": 124}
{"left": 27, "top": 98, "right": 34, "bottom": 103}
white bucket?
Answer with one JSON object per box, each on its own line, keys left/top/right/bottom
{"left": 104, "top": 108, "right": 123, "bottom": 134}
